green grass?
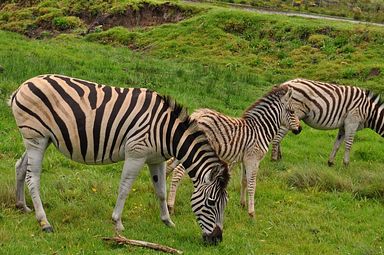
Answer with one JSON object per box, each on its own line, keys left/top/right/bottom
{"left": 1, "top": 2, "right": 384, "bottom": 254}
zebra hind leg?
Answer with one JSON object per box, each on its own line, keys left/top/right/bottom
{"left": 149, "top": 162, "right": 175, "bottom": 227}
{"left": 15, "top": 151, "right": 32, "bottom": 213}
{"left": 240, "top": 162, "right": 247, "bottom": 208}
{"left": 328, "top": 128, "right": 345, "bottom": 166}
{"left": 342, "top": 123, "right": 359, "bottom": 167}
{"left": 24, "top": 137, "right": 53, "bottom": 232}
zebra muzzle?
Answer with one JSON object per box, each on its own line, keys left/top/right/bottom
{"left": 202, "top": 226, "right": 223, "bottom": 245}
{"left": 292, "top": 125, "right": 302, "bottom": 135}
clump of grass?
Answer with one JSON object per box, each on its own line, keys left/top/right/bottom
{"left": 0, "top": 180, "right": 15, "bottom": 209}
{"left": 284, "top": 168, "right": 353, "bottom": 193}
{"left": 284, "top": 168, "right": 384, "bottom": 201}
{"left": 353, "top": 170, "right": 384, "bottom": 200}
{"left": 52, "top": 16, "right": 83, "bottom": 30}
{"left": 85, "top": 26, "right": 139, "bottom": 47}
{"left": 308, "top": 34, "right": 329, "bottom": 48}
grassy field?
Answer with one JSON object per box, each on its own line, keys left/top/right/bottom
{"left": 1, "top": 1, "right": 384, "bottom": 254}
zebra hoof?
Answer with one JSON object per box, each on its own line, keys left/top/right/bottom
{"left": 163, "top": 219, "right": 175, "bottom": 228}
{"left": 16, "top": 203, "right": 32, "bottom": 213}
{"left": 42, "top": 225, "right": 54, "bottom": 233}
{"left": 327, "top": 161, "right": 334, "bottom": 167}
{"left": 167, "top": 205, "right": 175, "bottom": 215}
{"left": 248, "top": 211, "right": 255, "bottom": 218}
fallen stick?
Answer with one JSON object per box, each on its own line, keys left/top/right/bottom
{"left": 102, "top": 234, "right": 183, "bottom": 254}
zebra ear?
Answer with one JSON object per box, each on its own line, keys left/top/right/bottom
{"left": 204, "top": 170, "right": 212, "bottom": 184}
{"left": 215, "top": 163, "right": 230, "bottom": 189}
{"left": 281, "top": 87, "right": 293, "bottom": 104}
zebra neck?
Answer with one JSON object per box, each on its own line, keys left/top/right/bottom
{"left": 244, "top": 104, "right": 282, "bottom": 145}
{"left": 169, "top": 127, "right": 219, "bottom": 178}
{"left": 367, "top": 103, "right": 384, "bottom": 136}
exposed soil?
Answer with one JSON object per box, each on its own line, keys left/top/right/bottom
{"left": 367, "top": 67, "right": 381, "bottom": 79}
{"left": 85, "top": 2, "right": 190, "bottom": 32}
{"left": 25, "top": 2, "right": 193, "bottom": 38}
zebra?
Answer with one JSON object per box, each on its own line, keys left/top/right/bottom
{"left": 166, "top": 85, "right": 302, "bottom": 217}
{"left": 9, "top": 74, "right": 230, "bottom": 244}
{"left": 271, "top": 78, "right": 384, "bottom": 166}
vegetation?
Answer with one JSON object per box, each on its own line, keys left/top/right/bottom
{"left": 0, "top": 0, "right": 384, "bottom": 254}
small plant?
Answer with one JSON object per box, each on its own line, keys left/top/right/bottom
{"left": 52, "top": 16, "right": 82, "bottom": 30}
{"left": 307, "top": 34, "right": 329, "bottom": 48}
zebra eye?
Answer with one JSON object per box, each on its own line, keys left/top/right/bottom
{"left": 207, "top": 197, "right": 216, "bottom": 207}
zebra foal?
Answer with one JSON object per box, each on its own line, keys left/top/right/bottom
{"left": 9, "top": 74, "right": 229, "bottom": 244}
{"left": 271, "top": 78, "right": 384, "bottom": 166}
{"left": 167, "top": 85, "right": 302, "bottom": 217}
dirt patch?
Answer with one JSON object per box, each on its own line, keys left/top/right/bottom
{"left": 24, "top": 2, "right": 193, "bottom": 38}
{"left": 85, "top": 2, "right": 191, "bottom": 32}
{"left": 367, "top": 67, "right": 381, "bottom": 78}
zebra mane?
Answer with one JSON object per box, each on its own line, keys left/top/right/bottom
{"left": 161, "top": 95, "right": 226, "bottom": 173}
{"left": 366, "top": 90, "right": 384, "bottom": 107}
{"left": 161, "top": 95, "right": 210, "bottom": 142}
{"left": 242, "top": 85, "right": 289, "bottom": 118}
{"left": 162, "top": 95, "right": 190, "bottom": 123}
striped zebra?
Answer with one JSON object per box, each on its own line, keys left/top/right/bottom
{"left": 9, "top": 74, "right": 229, "bottom": 244}
{"left": 167, "top": 85, "right": 302, "bottom": 217}
{"left": 271, "top": 78, "right": 384, "bottom": 166}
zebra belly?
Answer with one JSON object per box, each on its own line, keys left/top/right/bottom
{"left": 302, "top": 116, "right": 344, "bottom": 130}
{"left": 52, "top": 139, "right": 126, "bottom": 165}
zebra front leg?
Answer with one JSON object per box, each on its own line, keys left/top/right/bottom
{"left": 271, "top": 128, "right": 288, "bottom": 161}
{"left": 167, "top": 164, "right": 185, "bottom": 215}
{"left": 240, "top": 162, "right": 247, "bottom": 208}
{"left": 112, "top": 157, "right": 145, "bottom": 232}
{"left": 149, "top": 162, "right": 175, "bottom": 227}
{"left": 328, "top": 128, "right": 345, "bottom": 166}
{"left": 24, "top": 138, "right": 53, "bottom": 232}
{"left": 243, "top": 155, "right": 261, "bottom": 218}
{"left": 15, "top": 151, "right": 32, "bottom": 213}
{"left": 165, "top": 158, "right": 179, "bottom": 178}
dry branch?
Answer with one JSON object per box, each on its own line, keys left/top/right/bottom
{"left": 102, "top": 234, "right": 183, "bottom": 254}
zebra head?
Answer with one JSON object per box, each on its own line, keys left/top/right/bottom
{"left": 280, "top": 86, "right": 302, "bottom": 135}
{"left": 190, "top": 161, "right": 229, "bottom": 245}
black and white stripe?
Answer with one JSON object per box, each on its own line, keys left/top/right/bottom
{"left": 167, "top": 86, "right": 301, "bottom": 217}
{"left": 271, "top": 78, "right": 384, "bottom": 166}
{"left": 10, "top": 74, "right": 229, "bottom": 244}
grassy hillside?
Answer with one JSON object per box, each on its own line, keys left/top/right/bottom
{"left": 0, "top": 1, "right": 384, "bottom": 254}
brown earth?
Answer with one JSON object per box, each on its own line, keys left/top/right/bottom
{"left": 25, "top": 2, "right": 192, "bottom": 38}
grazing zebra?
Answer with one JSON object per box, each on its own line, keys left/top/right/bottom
{"left": 9, "top": 74, "right": 229, "bottom": 244}
{"left": 271, "top": 78, "right": 384, "bottom": 166}
{"left": 167, "top": 86, "right": 302, "bottom": 217}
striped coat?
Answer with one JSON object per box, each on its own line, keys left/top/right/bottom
{"left": 167, "top": 86, "right": 301, "bottom": 217}
{"left": 271, "top": 78, "right": 384, "bottom": 166}
{"left": 10, "top": 74, "right": 229, "bottom": 244}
